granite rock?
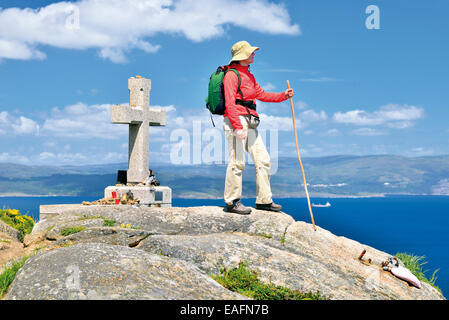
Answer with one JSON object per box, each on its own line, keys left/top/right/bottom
{"left": 6, "top": 243, "right": 245, "bottom": 300}
{"left": 6, "top": 205, "right": 445, "bottom": 300}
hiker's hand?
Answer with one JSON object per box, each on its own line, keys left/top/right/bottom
{"left": 235, "top": 129, "right": 247, "bottom": 140}
{"left": 284, "top": 88, "right": 294, "bottom": 98}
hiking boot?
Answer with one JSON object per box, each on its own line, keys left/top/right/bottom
{"left": 225, "top": 199, "right": 252, "bottom": 215}
{"left": 255, "top": 202, "right": 282, "bottom": 212}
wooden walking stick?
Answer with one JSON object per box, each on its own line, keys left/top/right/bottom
{"left": 287, "top": 80, "right": 317, "bottom": 231}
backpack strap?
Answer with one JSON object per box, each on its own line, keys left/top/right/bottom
{"left": 228, "top": 68, "right": 256, "bottom": 117}
{"left": 228, "top": 68, "right": 243, "bottom": 99}
{"left": 209, "top": 112, "right": 215, "bottom": 127}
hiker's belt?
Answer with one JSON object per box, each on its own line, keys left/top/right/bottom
{"left": 235, "top": 99, "right": 256, "bottom": 110}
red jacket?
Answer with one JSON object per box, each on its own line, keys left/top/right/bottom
{"left": 223, "top": 63, "right": 287, "bottom": 130}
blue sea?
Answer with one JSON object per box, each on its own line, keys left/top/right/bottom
{"left": 1, "top": 195, "right": 447, "bottom": 297}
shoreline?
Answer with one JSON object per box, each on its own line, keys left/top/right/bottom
{"left": 1, "top": 193, "right": 449, "bottom": 199}
{"left": 0, "top": 194, "right": 77, "bottom": 198}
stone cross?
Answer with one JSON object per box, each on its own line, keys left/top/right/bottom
{"left": 111, "top": 76, "right": 166, "bottom": 184}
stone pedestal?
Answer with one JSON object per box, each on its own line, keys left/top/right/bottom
{"left": 105, "top": 186, "right": 172, "bottom": 207}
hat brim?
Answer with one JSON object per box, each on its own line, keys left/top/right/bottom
{"left": 229, "top": 46, "right": 259, "bottom": 64}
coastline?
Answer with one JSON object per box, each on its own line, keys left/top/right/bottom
{"left": 2, "top": 192, "right": 448, "bottom": 199}
{"left": 0, "top": 194, "right": 77, "bottom": 197}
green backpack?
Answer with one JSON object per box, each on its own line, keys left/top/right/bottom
{"left": 205, "top": 66, "right": 242, "bottom": 126}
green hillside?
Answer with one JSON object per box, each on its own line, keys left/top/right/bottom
{"left": 1, "top": 155, "right": 449, "bottom": 198}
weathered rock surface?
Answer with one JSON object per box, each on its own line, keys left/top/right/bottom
{"left": 7, "top": 243, "right": 245, "bottom": 300}
{"left": 0, "top": 231, "right": 25, "bottom": 268}
{"left": 0, "top": 220, "right": 21, "bottom": 242}
{"left": 5, "top": 205, "right": 446, "bottom": 300}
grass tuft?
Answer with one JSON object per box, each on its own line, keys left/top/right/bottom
{"left": 102, "top": 219, "right": 116, "bottom": 227}
{"left": 395, "top": 252, "right": 441, "bottom": 293}
{"left": 60, "top": 226, "right": 86, "bottom": 237}
{"left": 0, "top": 256, "right": 29, "bottom": 297}
{"left": 212, "top": 261, "right": 327, "bottom": 300}
{"left": 77, "top": 215, "right": 116, "bottom": 227}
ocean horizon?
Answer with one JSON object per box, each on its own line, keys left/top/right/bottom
{"left": 1, "top": 195, "right": 447, "bottom": 298}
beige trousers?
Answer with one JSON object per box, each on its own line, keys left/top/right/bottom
{"left": 223, "top": 116, "right": 272, "bottom": 205}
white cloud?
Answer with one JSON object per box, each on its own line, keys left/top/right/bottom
{"left": 321, "top": 128, "right": 341, "bottom": 136}
{"left": 11, "top": 116, "right": 40, "bottom": 135}
{"left": 0, "top": 111, "right": 10, "bottom": 124}
{"left": 334, "top": 110, "right": 383, "bottom": 126}
{"left": 104, "top": 152, "right": 128, "bottom": 162}
{"left": 264, "top": 68, "right": 307, "bottom": 73}
{"left": 0, "top": 0, "right": 300, "bottom": 63}
{"left": 35, "top": 150, "right": 130, "bottom": 165}
{"left": 43, "top": 141, "right": 57, "bottom": 148}
{"left": 167, "top": 107, "right": 222, "bottom": 131}
{"left": 39, "top": 151, "right": 56, "bottom": 160}
{"left": 0, "top": 111, "right": 40, "bottom": 135}
{"left": 39, "top": 151, "right": 88, "bottom": 163}
{"left": 333, "top": 104, "right": 424, "bottom": 127}
{"left": 351, "top": 128, "right": 387, "bottom": 136}
{"left": 262, "top": 82, "right": 276, "bottom": 91}
{"left": 409, "top": 147, "right": 435, "bottom": 156}
{"left": 386, "top": 121, "right": 413, "bottom": 129}
{"left": 38, "top": 102, "right": 177, "bottom": 140}
{"left": 0, "top": 39, "right": 46, "bottom": 60}
{"left": 41, "top": 102, "right": 120, "bottom": 139}
{"left": 377, "top": 103, "right": 423, "bottom": 121}
{"left": 298, "top": 109, "right": 328, "bottom": 122}
{"left": 153, "top": 104, "right": 176, "bottom": 113}
{"left": 258, "top": 113, "right": 295, "bottom": 131}
{"left": 296, "top": 101, "right": 309, "bottom": 110}
{"left": 98, "top": 47, "right": 129, "bottom": 64}
{"left": 297, "top": 77, "right": 339, "bottom": 82}
{"left": 0, "top": 152, "right": 30, "bottom": 164}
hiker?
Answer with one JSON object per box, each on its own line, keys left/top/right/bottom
{"left": 223, "top": 40, "right": 294, "bottom": 215}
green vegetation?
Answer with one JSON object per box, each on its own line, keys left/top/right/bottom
{"left": 60, "top": 226, "right": 86, "bottom": 237}
{"left": 395, "top": 252, "right": 441, "bottom": 293}
{"left": 77, "top": 215, "right": 116, "bottom": 227}
{"left": 212, "top": 261, "right": 327, "bottom": 300}
{"left": 0, "top": 256, "right": 29, "bottom": 297}
{"left": 103, "top": 219, "right": 115, "bottom": 227}
{"left": 280, "top": 235, "right": 286, "bottom": 244}
{"left": 0, "top": 209, "right": 35, "bottom": 242}
{"left": 58, "top": 240, "right": 74, "bottom": 247}
{"left": 155, "top": 249, "right": 168, "bottom": 257}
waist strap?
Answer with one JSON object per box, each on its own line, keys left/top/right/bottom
{"left": 235, "top": 99, "right": 256, "bottom": 110}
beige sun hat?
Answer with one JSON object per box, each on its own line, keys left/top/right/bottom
{"left": 229, "top": 41, "right": 260, "bottom": 64}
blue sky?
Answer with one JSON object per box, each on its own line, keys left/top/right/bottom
{"left": 0, "top": 0, "right": 448, "bottom": 166}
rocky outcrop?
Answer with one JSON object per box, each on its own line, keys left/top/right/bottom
{"left": 6, "top": 205, "right": 445, "bottom": 300}
{"left": 6, "top": 242, "right": 245, "bottom": 300}
{"left": 0, "top": 220, "right": 21, "bottom": 243}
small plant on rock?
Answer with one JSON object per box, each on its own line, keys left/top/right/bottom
{"left": 212, "top": 261, "right": 327, "bottom": 300}
{"left": 60, "top": 226, "right": 86, "bottom": 237}
{"left": 395, "top": 252, "right": 441, "bottom": 293}
{"left": 0, "top": 256, "right": 29, "bottom": 297}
